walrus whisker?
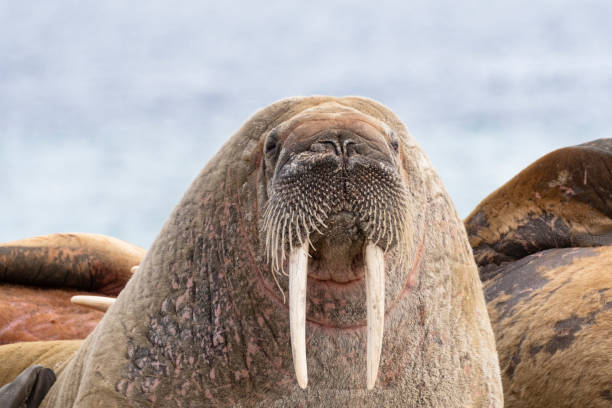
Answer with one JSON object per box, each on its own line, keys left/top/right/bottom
{"left": 263, "top": 206, "right": 274, "bottom": 262}
{"left": 273, "top": 214, "right": 284, "bottom": 272}
{"left": 372, "top": 222, "right": 382, "bottom": 247}
{"left": 387, "top": 212, "right": 399, "bottom": 251}
{"left": 319, "top": 200, "right": 332, "bottom": 213}
{"left": 271, "top": 264, "right": 286, "bottom": 304}
{"left": 380, "top": 209, "right": 389, "bottom": 251}
{"left": 306, "top": 208, "right": 324, "bottom": 234}
{"left": 395, "top": 211, "right": 404, "bottom": 249}
{"left": 294, "top": 216, "right": 303, "bottom": 247}
{"left": 310, "top": 218, "right": 323, "bottom": 235}
{"left": 313, "top": 209, "right": 328, "bottom": 229}
{"left": 280, "top": 214, "right": 288, "bottom": 264}
{"left": 288, "top": 215, "right": 294, "bottom": 251}
{"left": 300, "top": 213, "right": 310, "bottom": 243}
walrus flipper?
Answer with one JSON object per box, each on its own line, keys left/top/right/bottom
{"left": 0, "top": 365, "right": 56, "bottom": 408}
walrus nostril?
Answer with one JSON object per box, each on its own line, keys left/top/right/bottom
{"left": 311, "top": 140, "right": 340, "bottom": 155}
{"left": 311, "top": 139, "right": 359, "bottom": 159}
{"left": 343, "top": 140, "right": 357, "bottom": 157}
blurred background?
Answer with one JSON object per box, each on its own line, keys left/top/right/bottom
{"left": 1, "top": 0, "right": 611, "bottom": 248}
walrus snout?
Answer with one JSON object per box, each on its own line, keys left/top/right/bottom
{"left": 272, "top": 129, "right": 399, "bottom": 181}
{"left": 262, "top": 121, "right": 409, "bottom": 272}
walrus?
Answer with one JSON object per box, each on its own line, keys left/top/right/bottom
{"left": 0, "top": 96, "right": 502, "bottom": 407}
{"left": 0, "top": 233, "right": 144, "bottom": 344}
{"left": 465, "top": 139, "right": 612, "bottom": 407}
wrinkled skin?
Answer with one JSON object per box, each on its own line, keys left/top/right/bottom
{"left": 465, "top": 139, "right": 612, "bottom": 407}
{"left": 1, "top": 97, "right": 502, "bottom": 407}
{"left": 0, "top": 233, "right": 144, "bottom": 344}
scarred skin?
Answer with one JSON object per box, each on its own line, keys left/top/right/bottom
{"left": 465, "top": 139, "right": 612, "bottom": 407}
{"left": 0, "top": 233, "right": 145, "bottom": 344}
{"left": 1, "top": 97, "right": 502, "bottom": 407}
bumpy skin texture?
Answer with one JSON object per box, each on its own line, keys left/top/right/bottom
{"left": 37, "top": 97, "right": 501, "bottom": 407}
{"left": 0, "top": 233, "right": 145, "bottom": 344}
{"left": 465, "top": 139, "right": 612, "bottom": 408}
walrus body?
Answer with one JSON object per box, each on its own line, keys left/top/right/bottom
{"left": 1, "top": 96, "right": 502, "bottom": 407}
{"left": 0, "top": 341, "right": 82, "bottom": 389}
{"left": 0, "top": 233, "right": 144, "bottom": 343}
{"left": 0, "top": 285, "right": 105, "bottom": 344}
{"left": 466, "top": 139, "right": 612, "bottom": 407}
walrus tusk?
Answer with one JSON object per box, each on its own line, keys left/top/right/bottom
{"left": 289, "top": 242, "right": 309, "bottom": 389}
{"left": 365, "top": 242, "right": 385, "bottom": 390}
{"left": 70, "top": 295, "right": 116, "bottom": 312}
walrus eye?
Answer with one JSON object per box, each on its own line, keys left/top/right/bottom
{"left": 264, "top": 130, "right": 280, "bottom": 159}
{"left": 389, "top": 133, "right": 399, "bottom": 153}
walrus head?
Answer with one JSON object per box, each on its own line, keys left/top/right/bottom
{"left": 39, "top": 97, "right": 502, "bottom": 407}
{"left": 258, "top": 104, "right": 412, "bottom": 389}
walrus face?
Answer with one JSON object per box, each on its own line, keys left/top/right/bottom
{"left": 259, "top": 106, "right": 412, "bottom": 389}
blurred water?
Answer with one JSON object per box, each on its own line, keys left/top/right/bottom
{"left": 1, "top": 0, "right": 611, "bottom": 248}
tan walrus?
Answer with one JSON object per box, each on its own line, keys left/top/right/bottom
{"left": 0, "top": 233, "right": 144, "bottom": 344}
{"left": 1, "top": 96, "right": 502, "bottom": 407}
{"left": 465, "top": 139, "right": 612, "bottom": 407}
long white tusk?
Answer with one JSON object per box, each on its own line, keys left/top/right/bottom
{"left": 130, "top": 265, "right": 139, "bottom": 274}
{"left": 365, "top": 242, "right": 385, "bottom": 390}
{"left": 70, "top": 295, "right": 116, "bottom": 312}
{"left": 289, "top": 242, "right": 309, "bottom": 389}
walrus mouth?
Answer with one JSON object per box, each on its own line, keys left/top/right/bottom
{"left": 261, "top": 115, "right": 409, "bottom": 390}
{"left": 288, "top": 241, "right": 385, "bottom": 390}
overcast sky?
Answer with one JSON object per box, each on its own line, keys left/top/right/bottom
{"left": 1, "top": 1, "right": 611, "bottom": 248}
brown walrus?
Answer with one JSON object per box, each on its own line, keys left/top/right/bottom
{"left": 465, "top": 139, "right": 612, "bottom": 407}
{"left": 1, "top": 96, "right": 502, "bottom": 407}
{"left": 0, "top": 233, "right": 144, "bottom": 344}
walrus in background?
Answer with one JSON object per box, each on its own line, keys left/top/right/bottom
{"left": 1, "top": 96, "right": 502, "bottom": 407}
{"left": 0, "top": 233, "right": 144, "bottom": 344}
{"left": 465, "top": 139, "right": 612, "bottom": 408}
